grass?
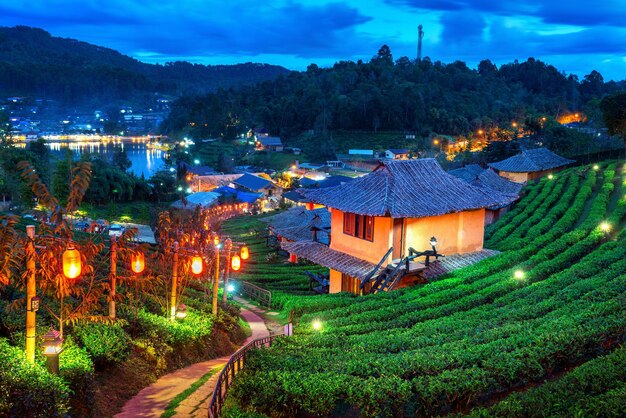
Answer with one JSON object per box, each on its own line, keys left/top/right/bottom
{"left": 161, "top": 367, "right": 222, "bottom": 418}
{"left": 78, "top": 201, "right": 169, "bottom": 225}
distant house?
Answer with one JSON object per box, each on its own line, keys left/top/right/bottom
{"left": 283, "top": 159, "right": 509, "bottom": 295}
{"left": 348, "top": 149, "right": 374, "bottom": 157}
{"left": 232, "top": 173, "right": 282, "bottom": 211}
{"left": 449, "top": 164, "right": 523, "bottom": 224}
{"left": 489, "top": 148, "right": 574, "bottom": 183}
{"left": 256, "top": 136, "right": 283, "bottom": 152}
{"left": 385, "top": 149, "right": 410, "bottom": 160}
{"left": 171, "top": 191, "right": 220, "bottom": 209}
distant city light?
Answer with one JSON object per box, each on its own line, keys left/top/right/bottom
{"left": 194, "top": 159, "right": 200, "bottom": 165}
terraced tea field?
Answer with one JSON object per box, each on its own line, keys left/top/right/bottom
{"left": 223, "top": 161, "right": 626, "bottom": 417}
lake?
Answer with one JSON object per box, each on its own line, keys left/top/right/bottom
{"left": 46, "top": 138, "right": 167, "bottom": 178}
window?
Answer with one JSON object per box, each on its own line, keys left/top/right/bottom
{"left": 343, "top": 212, "right": 374, "bottom": 241}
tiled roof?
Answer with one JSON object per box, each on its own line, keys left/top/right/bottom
{"left": 233, "top": 173, "right": 273, "bottom": 192}
{"left": 263, "top": 207, "right": 331, "bottom": 244}
{"left": 171, "top": 192, "right": 220, "bottom": 209}
{"left": 281, "top": 241, "right": 381, "bottom": 280}
{"left": 449, "top": 165, "right": 522, "bottom": 208}
{"left": 489, "top": 148, "right": 574, "bottom": 173}
{"left": 258, "top": 136, "right": 282, "bottom": 146}
{"left": 300, "top": 159, "right": 511, "bottom": 218}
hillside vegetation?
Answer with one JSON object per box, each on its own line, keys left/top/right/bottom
{"left": 223, "top": 160, "right": 626, "bottom": 417}
{"left": 0, "top": 26, "right": 289, "bottom": 104}
{"left": 163, "top": 47, "right": 625, "bottom": 160}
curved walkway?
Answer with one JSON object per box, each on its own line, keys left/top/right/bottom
{"left": 115, "top": 302, "right": 270, "bottom": 418}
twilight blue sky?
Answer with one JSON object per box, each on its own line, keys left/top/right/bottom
{"left": 1, "top": 0, "right": 625, "bottom": 80}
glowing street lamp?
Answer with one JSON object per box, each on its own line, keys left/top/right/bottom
{"left": 231, "top": 255, "right": 241, "bottom": 271}
{"left": 131, "top": 251, "right": 145, "bottom": 274}
{"left": 191, "top": 256, "right": 204, "bottom": 275}
{"left": 62, "top": 245, "right": 81, "bottom": 279}
{"left": 240, "top": 245, "right": 249, "bottom": 260}
{"left": 41, "top": 329, "right": 63, "bottom": 375}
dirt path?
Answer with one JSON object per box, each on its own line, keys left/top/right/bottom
{"left": 115, "top": 304, "right": 270, "bottom": 418}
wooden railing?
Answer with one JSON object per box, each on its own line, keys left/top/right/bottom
{"left": 208, "top": 334, "right": 283, "bottom": 418}
{"left": 240, "top": 281, "right": 272, "bottom": 308}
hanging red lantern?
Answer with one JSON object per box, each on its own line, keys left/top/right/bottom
{"left": 231, "top": 255, "right": 241, "bottom": 271}
{"left": 191, "top": 256, "right": 203, "bottom": 275}
{"left": 62, "top": 245, "right": 81, "bottom": 279}
{"left": 131, "top": 251, "right": 145, "bottom": 274}
{"left": 240, "top": 246, "right": 249, "bottom": 260}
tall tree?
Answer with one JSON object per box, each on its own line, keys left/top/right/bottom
{"left": 600, "top": 92, "right": 626, "bottom": 152}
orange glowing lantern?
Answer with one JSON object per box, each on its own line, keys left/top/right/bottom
{"left": 62, "top": 246, "right": 81, "bottom": 279}
{"left": 213, "top": 235, "right": 220, "bottom": 246}
{"left": 191, "top": 256, "right": 203, "bottom": 275}
{"left": 240, "top": 246, "right": 249, "bottom": 260}
{"left": 231, "top": 255, "right": 241, "bottom": 271}
{"left": 131, "top": 252, "right": 145, "bottom": 274}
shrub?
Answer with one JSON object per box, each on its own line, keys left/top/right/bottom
{"left": 60, "top": 337, "right": 96, "bottom": 417}
{"left": 0, "top": 338, "right": 69, "bottom": 417}
{"left": 74, "top": 321, "right": 131, "bottom": 365}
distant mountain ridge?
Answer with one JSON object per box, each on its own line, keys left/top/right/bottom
{"left": 0, "top": 26, "right": 290, "bottom": 104}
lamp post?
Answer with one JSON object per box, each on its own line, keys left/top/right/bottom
{"left": 222, "top": 238, "right": 232, "bottom": 304}
{"left": 109, "top": 236, "right": 117, "bottom": 320}
{"left": 170, "top": 241, "right": 179, "bottom": 321}
{"left": 212, "top": 234, "right": 221, "bottom": 315}
{"left": 25, "top": 225, "right": 36, "bottom": 364}
{"left": 41, "top": 329, "right": 63, "bottom": 375}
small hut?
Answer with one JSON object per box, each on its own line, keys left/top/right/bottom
{"left": 489, "top": 148, "right": 574, "bottom": 183}
{"left": 449, "top": 165, "right": 523, "bottom": 224}
{"left": 283, "top": 159, "right": 510, "bottom": 294}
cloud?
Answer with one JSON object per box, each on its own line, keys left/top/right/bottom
{"left": 0, "top": 0, "right": 376, "bottom": 59}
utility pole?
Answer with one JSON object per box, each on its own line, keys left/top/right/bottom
{"left": 109, "top": 236, "right": 117, "bottom": 319}
{"left": 170, "top": 241, "right": 179, "bottom": 321}
{"left": 212, "top": 242, "right": 220, "bottom": 315}
{"left": 25, "top": 225, "right": 36, "bottom": 364}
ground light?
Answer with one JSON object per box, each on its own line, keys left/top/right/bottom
{"left": 227, "top": 283, "right": 235, "bottom": 293}
{"left": 41, "top": 329, "right": 63, "bottom": 375}
{"left": 548, "top": 174, "right": 554, "bottom": 180}
{"left": 593, "top": 164, "right": 600, "bottom": 170}
{"left": 600, "top": 222, "right": 610, "bottom": 232}
{"left": 312, "top": 320, "right": 322, "bottom": 331}
{"left": 176, "top": 303, "right": 187, "bottom": 319}
{"left": 514, "top": 270, "right": 525, "bottom": 280}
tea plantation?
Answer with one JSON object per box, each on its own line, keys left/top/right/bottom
{"left": 224, "top": 161, "right": 626, "bottom": 417}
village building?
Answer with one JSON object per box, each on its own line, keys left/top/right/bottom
{"left": 233, "top": 173, "right": 283, "bottom": 211}
{"left": 489, "top": 148, "right": 574, "bottom": 183}
{"left": 282, "top": 159, "right": 510, "bottom": 295}
{"left": 263, "top": 207, "right": 331, "bottom": 262}
{"left": 385, "top": 148, "right": 410, "bottom": 160}
{"left": 449, "top": 164, "right": 523, "bottom": 224}
{"left": 255, "top": 136, "right": 283, "bottom": 152}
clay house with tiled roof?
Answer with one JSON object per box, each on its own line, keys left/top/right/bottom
{"left": 489, "top": 148, "right": 574, "bottom": 183}
{"left": 449, "top": 164, "right": 523, "bottom": 224}
{"left": 282, "top": 159, "right": 510, "bottom": 295}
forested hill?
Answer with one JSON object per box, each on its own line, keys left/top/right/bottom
{"left": 162, "top": 46, "right": 625, "bottom": 150}
{"left": 0, "top": 26, "right": 290, "bottom": 104}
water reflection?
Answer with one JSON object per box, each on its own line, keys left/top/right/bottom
{"left": 46, "top": 140, "right": 166, "bottom": 178}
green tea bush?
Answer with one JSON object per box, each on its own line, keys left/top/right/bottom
{"left": 0, "top": 338, "right": 69, "bottom": 417}
{"left": 74, "top": 321, "right": 132, "bottom": 365}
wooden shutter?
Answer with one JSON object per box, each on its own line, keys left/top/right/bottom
{"left": 365, "top": 216, "right": 374, "bottom": 241}
{"left": 343, "top": 212, "right": 355, "bottom": 236}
